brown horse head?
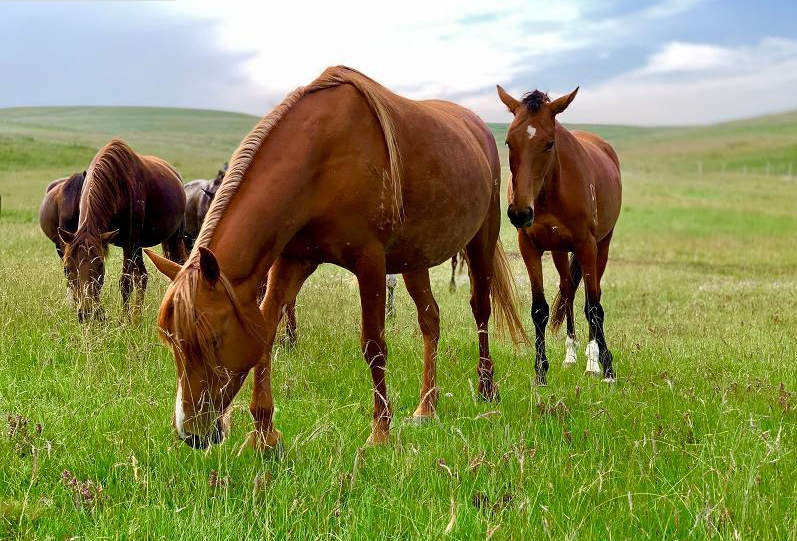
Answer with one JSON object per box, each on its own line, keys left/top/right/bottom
{"left": 145, "top": 247, "right": 265, "bottom": 449}
{"left": 60, "top": 228, "right": 118, "bottom": 321}
{"left": 497, "top": 85, "right": 579, "bottom": 228}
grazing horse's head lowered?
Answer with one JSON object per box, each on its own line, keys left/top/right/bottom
{"left": 145, "top": 247, "right": 266, "bottom": 449}
{"left": 60, "top": 228, "right": 118, "bottom": 321}
{"left": 497, "top": 85, "right": 579, "bottom": 228}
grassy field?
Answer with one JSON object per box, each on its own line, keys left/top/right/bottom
{"left": 1, "top": 105, "right": 796, "bottom": 540}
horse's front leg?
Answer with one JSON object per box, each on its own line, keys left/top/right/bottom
{"left": 120, "top": 247, "right": 135, "bottom": 317}
{"left": 245, "top": 256, "right": 316, "bottom": 453}
{"left": 354, "top": 248, "right": 391, "bottom": 445}
{"left": 518, "top": 231, "right": 549, "bottom": 385}
{"left": 574, "top": 239, "right": 614, "bottom": 381}
{"left": 131, "top": 247, "right": 147, "bottom": 320}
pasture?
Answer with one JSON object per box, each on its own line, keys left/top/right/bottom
{"left": 1, "top": 106, "right": 796, "bottom": 540}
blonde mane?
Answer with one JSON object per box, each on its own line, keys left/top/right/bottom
{"left": 192, "top": 65, "right": 403, "bottom": 264}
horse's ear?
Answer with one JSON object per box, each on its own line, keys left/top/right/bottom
{"left": 202, "top": 188, "right": 215, "bottom": 199}
{"left": 58, "top": 227, "right": 75, "bottom": 245}
{"left": 198, "top": 246, "right": 220, "bottom": 287}
{"left": 144, "top": 248, "right": 181, "bottom": 281}
{"left": 496, "top": 85, "right": 520, "bottom": 114}
{"left": 550, "top": 87, "right": 579, "bottom": 116}
{"left": 100, "top": 229, "right": 119, "bottom": 244}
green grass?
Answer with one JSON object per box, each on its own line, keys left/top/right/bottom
{"left": 1, "top": 107, "right": 797, "bottom": 540}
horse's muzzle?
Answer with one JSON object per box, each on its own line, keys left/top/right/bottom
{"left": 507, "top": 205, "right": 534, "bottom": 228}
{"left": 182, "top": 418, "right": 226, "bottom": 449}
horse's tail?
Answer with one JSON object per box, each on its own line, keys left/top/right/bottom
{"left": 550, "top": 255, "right": 582, "bottom": 334}
{"left": 491, "top": 240, "right": 528, "bottom": 345}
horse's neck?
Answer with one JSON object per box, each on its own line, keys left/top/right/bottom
{"left": 205, "top": 137, "right": 317, "bottom": 301}
{"left": 544, "top": 124, "right": 588, "bottom": 203}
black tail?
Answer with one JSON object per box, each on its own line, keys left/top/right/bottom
{"left": 550, "top": 255, "right": 582, "bottom": 334}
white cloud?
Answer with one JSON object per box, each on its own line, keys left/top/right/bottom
{"left": 570, "top": 38, "right": 797, "bottom": 125}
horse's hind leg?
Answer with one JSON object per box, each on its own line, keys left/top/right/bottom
{"left": 449, "top": 254, "right": 458, "bottom": 292}
{"left": 163, "top": 224, "right": 188, "bottom": 264}
{"left": 552, "top": 251, "right": 577, "bottom": 367}
{"left": 518, "top": 231, "right": 549, "bottom": 385}
{"left": 246, "top": 256, "right": 316, "bottom": 453}
{"left": 354, "top": 246, "right": 391, "bottom": 444}
{"left": 403, "top": 269, "right": 440, "bottom": 421}
{"left": 465, "top": 227, "right": 498, "bottom": 400}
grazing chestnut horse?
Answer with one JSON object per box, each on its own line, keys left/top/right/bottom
{"left": 39, "top": 171, "right": 85, "bottom": 260}
{"left": 497, "top": 86, "right": 621, "bottom": 384}
{"left": 145, "top": 66, "right": 526, "bottom": 450}
{"left": 60, "top": 139, "right": 187, "bottom": 321}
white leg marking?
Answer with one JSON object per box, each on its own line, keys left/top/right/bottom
{"left": 174, "top": 382, "right": 186, "bottom": 439}
{"left": 563, "top": 336, "right": 577, "bottom": 366}
{"left": 585, "top": 340, "right": 600, "bottom": 376}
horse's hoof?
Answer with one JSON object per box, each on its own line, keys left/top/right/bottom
{"left": 601, "top": 377, "right": 616, "bottom": 384}
{"left": 585, "top": 369, "right": 601, "bottom": 378}
{"left": 562, "top": 360, "right": 577, "bottom": 368}
{"left": 239, "top": 430, "right": 284, "bottom": 459}
{"left": 410, "top": 410, "right": 436, "bottom": 424}
{"left": 365, "top": 432, "right": 389, "bottom": 446}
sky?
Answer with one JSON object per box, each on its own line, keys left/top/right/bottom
{"left": 2, "top": 0, "right": 796, "bottom": 126}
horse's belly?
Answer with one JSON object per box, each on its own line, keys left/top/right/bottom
{"left": 384, "top": 174, "right": 493, "bottom": 273}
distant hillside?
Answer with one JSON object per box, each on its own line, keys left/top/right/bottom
{"left": 2, "top": 106, "right": 795, "bottom": 181}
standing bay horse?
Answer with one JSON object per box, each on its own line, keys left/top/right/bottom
{"left": 59, "top": 139, "right": 187, "bottom": 321}
{"left": 145, "top": 66, "right": 526, "bottom": 450}
{"left": 497, "top": 86, "right": 621, "bottom": 384}
{"left": 40, "top": 171, "right": 85, "bottom": 260}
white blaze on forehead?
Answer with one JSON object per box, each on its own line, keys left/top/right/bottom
{"left": 174, "top": 381, "right": 186, "bottom": 438}
{"left": 526, "top": 125, "right": 537, "bottom": 139}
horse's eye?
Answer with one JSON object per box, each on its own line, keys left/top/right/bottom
{"left": 545, "top": 141, "right": 555, "bottom": 152}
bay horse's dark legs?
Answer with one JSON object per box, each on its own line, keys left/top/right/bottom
{"left": 247, "top": 256, "right": 316, "bottom": 452}
{"left": 403, "top": 269, "right": 440, "bottom": 420}
{"left": 465, "top": 228, "right": 497, "bottom": 400}
{"left": 595, "top": 230, "right": 615, "bottom": 380}
{"left": 552, "top": 250, "right": 577, "bottom": 366}
{"left": 121, "top": 247, "right": 147, "bottom": 320}
{"left": 132, "top": 248, "right": 147, "bottom": 318}
{"left": 576, "top": 238, "right": 615, "bottom": 381}
{"left": 120, "top": 247, "right": 135, "bottom": 316}
{"left": 354, "top": 248, "right": 391, "bottom": 444}
{"left": 449, "top": 253, "right": 458, "bottom": 292}
{"left": 518, "top": 231, "right": 549, "bottom": 385}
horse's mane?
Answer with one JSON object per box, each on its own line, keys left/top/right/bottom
{"left": 78, "top": 139, "right": 141, "bottom": 232}
{"left": 64, "top": 140, "right": 140, "bottom": 263}
{"left": 166, "top": 66, "right": 404, "bottom": 368}
{"left": 521, "top": 90, "right": 550, "bottom": 114}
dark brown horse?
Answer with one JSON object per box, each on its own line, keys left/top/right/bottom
{"left": 39, "top": 171, "right": 85, "bottom": 260}
{"left": 497, "top": 85, "right": 622, "bottom": 384}
{"left": 60, "top": 139, "right": 187, "bottom": 321}
{"left": 146, "top": 66, "right": 526, "bottom": 450}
